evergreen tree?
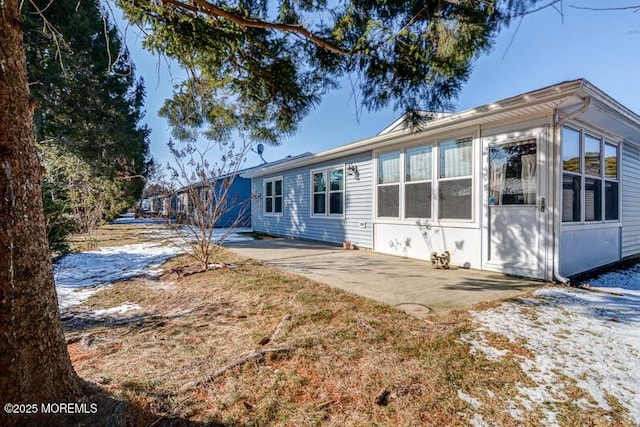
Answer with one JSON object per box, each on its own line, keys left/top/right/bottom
{"left": 121, "top": 0, "right": 543, "bottom": 143}
{"left": 24, "top": 0, "right": 151, "bottom": 250}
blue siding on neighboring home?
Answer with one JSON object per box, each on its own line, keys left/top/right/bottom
{"left": 251, "top": 153, "right": 373, "bottom": 248}
{"left": 219, "top": 176, "right": 252, "bottom": 227}
{"left": 173, "top": 175, "right": 252, "bottom": 228}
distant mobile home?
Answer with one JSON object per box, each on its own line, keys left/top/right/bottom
{"left": 172, "top": 173, "right": 253, "bottom": 228}
{"left": 243, "top": 79, "right": 640, "bottom": 281}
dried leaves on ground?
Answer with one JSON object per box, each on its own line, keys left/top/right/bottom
{"left": 63, "top": 250, "right": 633, "bottom": 426}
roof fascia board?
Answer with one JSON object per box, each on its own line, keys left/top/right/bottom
{"left": 579, "top": 80, "right": 640, "bottom": 133}
{"left": 243, "top": 80, "right": 589, "bottom": 178}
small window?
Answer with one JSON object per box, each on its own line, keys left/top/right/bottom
{"left": 438, "top": 138, "right": 472, "bottom": 220}
{"left": 329, "top": 168, "right": 344, "bottom": 215}
{"left": 605, "top": 181, "right": 619, "bottom": 220}
{"left": 312, "top": 172, "right": 326, "bottom": 214}
{"left": 562, "top": 174, "right": 581, "bottom": 222}
{"left": 584, "top": 178, "right": 602, "bottom": 222}
{"left": 584, "top": 135, "right": 601, "bottom": 176}
{"left": 264, "top": 177, "right": 283, "bottom": 215}
{"left": 378, "top": 151, "right": 400, "bottom": 184}
{"left": 439, "top": 179, "right": 472, "bottom": 219}
{"left": 605, "top": 142, "right": 618, "bottom": 179}
{"left": 439, "top": 138, "right": 472, "bottom": 178}
{"left": 311, "top": 167, "right": 344, "bottom": 216}
{"left": 489, "top": 140, "right": 537, "bottom": 205}
{"left": 377, "top": 151, "right": 400, "bottom": 218}
{"left": 405, "top": 145, "right": 432, "bottom": 218}
{"left": 562, "top": 127, "right": 581, "bottom": 173}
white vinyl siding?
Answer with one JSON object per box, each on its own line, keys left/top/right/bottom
{"left": 252, "top": 153, "right": 372, "bottom": 248}
{"left": 622, "top": 142, "right": 640, "bottom": 258}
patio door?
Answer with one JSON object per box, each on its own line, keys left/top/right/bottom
{"left": 483, "top": 136, "right": 546, "bottom": 279}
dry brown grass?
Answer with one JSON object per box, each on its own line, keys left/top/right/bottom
{"left": 69, "top": 221, "right": 174, "bottom": 250}
{"left": 61, "top": 232, "right": 634, "bottom": 426}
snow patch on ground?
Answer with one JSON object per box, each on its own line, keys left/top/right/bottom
{"left": 54, "top": 216, "right": 254, "bottom": 309}
{"left": 463, "top": 286, "right": 640, "bottom": 424}
{"left": 54, "top": 242, "right": 183, "bottom": 309}
{"left": 110, "top": 216, "right": 170, "bottom": 225}
{"left": 88, "top": 303, "right": 141, "bottom": 318}
{"left": 457, "top": 390, "right": 482, "bottom": 409}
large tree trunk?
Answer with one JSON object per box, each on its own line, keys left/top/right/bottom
{"left": 0, "top": 0, "right": 83, "bottom": 423}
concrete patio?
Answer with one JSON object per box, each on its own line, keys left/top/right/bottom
{"left": 224, "top": 238, "right": 542, "bottom": 317}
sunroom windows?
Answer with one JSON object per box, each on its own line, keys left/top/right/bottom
{"left": 438, "top": 138, "right": 473, "bottom": 219}
{"left": 376, "top": 136, "right": 473, "bottom": 221}
{"left": 405, "top": 146, "right": 432, "bottom": 218}
{"left": 377, "top": 152, "right": 401, "bottom": 218}
{"left": 311, "top": 167, "right": 344, "bottom": 216}
{"left": 562, "top": 126, "right": 619, "bottom": 223}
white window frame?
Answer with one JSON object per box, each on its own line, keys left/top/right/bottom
{"left": 310, "top": 166, "right": 345, "bottom": 218}
{"left": 404, "top": 145, "right": 433, "bottom": 219}
{"left": 436, "top": 137, "right": 474, "bottom": 221}
{"left": 375, "top": 150, "right": 402, "bottom": 219}
{"left": 263, "top": 176, "right": 283, "bottom": 216}
{"left": 373, "top": 135, "right": 476, "bottom": 224}
{"left": 561, "top": 124, "right": 621, "bottom": 226}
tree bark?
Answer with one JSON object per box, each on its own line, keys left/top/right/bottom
{"left": 0, "top": 0, "right": 83, "bottom": 423}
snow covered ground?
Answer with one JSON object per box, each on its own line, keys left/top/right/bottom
{"left": 57, "top": 214, "right": 640, "bottom": 422}
{"left": 54, "top": 217, "right": 253, "bottom": 309}
{"left": 55, "top": 242, "right": 183, "bottom": 309}
{"left": 110, "top": 214, "right": 170, "bottom": 225}
{"left": 463, "top": 272, "right": 640, "bottom": 424}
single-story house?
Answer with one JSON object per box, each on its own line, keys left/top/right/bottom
{"left": 242, "top": 79, "right": 640, "bottom": 281}
{"left": 172, "top": 172, "right": 253, "bottom": 228}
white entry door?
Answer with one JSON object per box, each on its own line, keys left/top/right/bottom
{"left": 484, "top": 137, "right": 546, "bottom": 278}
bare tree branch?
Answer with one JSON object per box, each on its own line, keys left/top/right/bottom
{"left": 511, "top": 0, "right": 564, "bottom": 18}
{"left": 570, "top": 4, "right": 640, "bottom": 12}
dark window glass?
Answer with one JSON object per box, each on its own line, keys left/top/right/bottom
{"left": 275, "top": 180, "right": 282, "bottom": 196}
{"left": 265, "top": 181, "right": 273, "bottom": 197}
{"left": 584, "top": 178, "right": 602, "bottom": 221}
{"left": 330, "top": 169, "right": 344, "bottom": 191}
{"left": 438, "top": 179, "right": 472, "bottom": 219}
{"left": 562, "top": 174, "right": 581, "bottom": 222}
{"left": 329, "top": 193, "right": 343, "bottom": 214}
{"left": 274, "top": 196, "right": 282, "bottom": 213}
{"left": 313, "top": 172, "right": 325, "bottom": 192}
{"left": 489, "top": 141, "right": 537, "bottom": 205}
{"left": 605, "top": 181, "right": 619, "bottom": 220}
{"left": 313, "top": 194, "right": 325, "bottom": 214}
{"left": 378, "top": 185, "right": 399, "bottom": 217}
{"left": 265, "top": 198, "right": 273, "bottom": 213}
{"left": 405, "top": 182, "right": 431, "bottom": 218}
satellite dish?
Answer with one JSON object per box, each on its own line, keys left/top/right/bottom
{"left": 257, "top": 143, "right": 264, "bottom": 155}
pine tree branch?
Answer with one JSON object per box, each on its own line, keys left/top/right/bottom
{"left": 159, "top": 0, "right": 350, "bottom": 55}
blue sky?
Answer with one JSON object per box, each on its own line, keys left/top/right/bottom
{"left": 117, "top": 2, "right": 640, "bottom": 170}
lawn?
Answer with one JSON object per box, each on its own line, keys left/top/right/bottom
{"left": 57, "top": 220, "right": 637, "bottom": 426}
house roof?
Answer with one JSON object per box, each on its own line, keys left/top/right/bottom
{"left": 241, "top": 79, "right": 640, "bottom": 178}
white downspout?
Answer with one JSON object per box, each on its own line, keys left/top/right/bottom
{"left": 552, "top": 95, "right": 592, "bottom": 284}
